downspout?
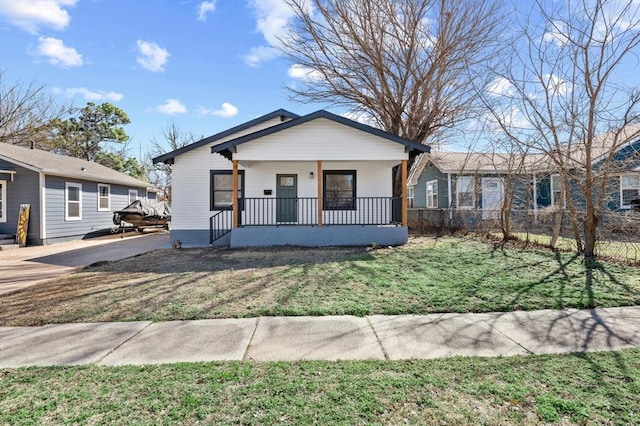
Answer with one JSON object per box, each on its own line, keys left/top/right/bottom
{"left": 39, "top": 172, "right": 46, "bottom": 242}
{"left": 447, "top": 173, "right": 453, "bottom": 220}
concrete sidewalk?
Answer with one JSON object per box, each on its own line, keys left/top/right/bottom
{"left": 0, "top": 306, "right": 638, "bottom": 368}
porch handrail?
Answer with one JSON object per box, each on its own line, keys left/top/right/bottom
{"left": 209, "top": 211, "right": 232, "bottom": 244}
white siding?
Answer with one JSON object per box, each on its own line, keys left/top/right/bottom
{"left": 171, "top": 146, "right": 237, "bottom": 230}
{"left": 235, "top": 119, "right": 407, "bottom": 161}
{"left": 170, "top": 119, "right": 288, "bottom": 231}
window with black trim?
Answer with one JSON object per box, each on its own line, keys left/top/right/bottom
{"left": 210, "top": 170, "right": 244, "bottom": 211}
{"left": 323, "top": 170, "right": 356, "bottom": 210}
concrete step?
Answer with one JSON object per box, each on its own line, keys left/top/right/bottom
{"left": 0, "top": 244, "right": 19, "bottom": 251}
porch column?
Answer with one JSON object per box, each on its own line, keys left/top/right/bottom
{"left": 317, "top": 160, "right": 323, "bottom": 227}
{"left": 232, "top": 159, "right": 238, "bottom": 228}
{"left": 402, "top": 159, "right": 408, "bottom": 227}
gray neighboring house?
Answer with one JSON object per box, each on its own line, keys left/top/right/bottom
{"left": 0, "top": 143, "right": 157, "bottom": 245}
{"left": 408, "top": 132, "right": 640, "bottom": 218}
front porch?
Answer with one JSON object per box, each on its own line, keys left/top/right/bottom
{"left": 209, "top": 196, "right": 405, "bottom": 247}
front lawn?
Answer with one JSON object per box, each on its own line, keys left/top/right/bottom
{"left": 2, "top": 349, "right": 639, "bottom": 424}
{"left": 2, "top": 237, "right": 639, "bottom": 326}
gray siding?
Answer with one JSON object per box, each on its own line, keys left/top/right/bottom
{"left": 0, "top": 160, "right": 41, "bottom": 244}
{"left": 44, "top": 175, "right": 148, "bottom": 243}
{"left": 413, "top": 163, "right": 449, "bottom": 208}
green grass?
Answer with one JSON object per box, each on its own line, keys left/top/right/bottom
{"left": 2, "top": 237, "right": 639, "bottom": 325}
{"left": 2, "top": 349, "right": 639, "bottom": 425}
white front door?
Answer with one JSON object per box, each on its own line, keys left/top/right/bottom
{"left": 481, "top": 177, "right": 504, "bottom": 219}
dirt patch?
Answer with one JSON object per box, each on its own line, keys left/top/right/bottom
{"left": 0, "top": 244, "right": 377, "bottom": 326}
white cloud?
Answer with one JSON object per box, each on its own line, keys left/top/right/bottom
{"left": 243, "top": 45, "right": 280, "bottom": 67}
{"left": 52, "top": 87, "right": 123, "bottom": 102}
{"left": 543, "top": 74, "right": 571, "bottom": 96}
{"left": 136, "top": 40, "right": 170, "bottom": 72}
{"left": 484, "top": 105, "right": 531, "bottom": 131}
{"left": 244, "top": 0, "right": 300, "bottom": 66}
{"left": 157, "top": 99, "right": 187, "bottom": 115}
{"left": 341, "top": 110, "right": 379, "bottom": 128}
{"left": 487, "top": 77, "right": 516, "bottom": 97}
{"left": 0, "top": 0, "right": 76, "bottom": 34}
{"left": 198, "top": 102, "right": 239, "bottom": 118}
{"left": 287, "top": 64, "right": 322, "bottom": 81}
{"left": 542, "top": 21, "right": 569, "bottom": 46}
{"left": 34, "top": 36, "right": 83, "bottom": 67}
{"left": 197, "top": 1, "right": 216, "bottom": 22}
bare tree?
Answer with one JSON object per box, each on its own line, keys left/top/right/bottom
{"left": 281, "top": 0, "right": 506, "bottom": 193}
{"left": 0, "top": 71, "right": 68, "bottom": 148}
{"left": 483, "top": 0, "right": 640, "bottom": 259}
{"left": 146, "top": 120, "right": 197, "bottom": 202}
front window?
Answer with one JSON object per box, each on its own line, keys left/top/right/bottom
{"left": 0, "top": 180, "right": 6, "bottom": 223}
{"left": 456, "top": 176, "right": 475, "bottom": 209}
{"left": 65, "top": 182, "right": 82, "bottom": 221}
{"left": 550, "top": 174, "right": 565, "bottom": 208}
{"left": 620, "top": 174, "right": 640, "bottom": 209}
{"left": 323, "top": 170, "right": 356, "bottom": 210}
{"left": 210, "top": 170, "right": 244, "bottom": 210}
{"left": 128, "top": 189, "right": 138, "bottom": 204}
{"left": 97, "top": 184, "right": 110, "bottom": 211}
{"left": 426, "top": 180, "right": 438, "bottom": 208}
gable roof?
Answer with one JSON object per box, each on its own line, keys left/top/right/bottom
{"left": 408, "top": 151, "right": 550, "bottom": 186}
{"left": 211, "top": 109, "right": 431, "bottom": 159}
{"left": 0, "top": 143, "right": 152, "bottom": 188}
{"left": 153, "top": 109, "right": 299, "bottom": 164}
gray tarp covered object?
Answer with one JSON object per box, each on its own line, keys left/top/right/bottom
{"left": 113, "top": 200, "right": 171, "bottom": 227}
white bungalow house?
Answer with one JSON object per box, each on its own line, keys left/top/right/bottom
{"left": 153, "top": 109, "right": 430, "bottom": 247}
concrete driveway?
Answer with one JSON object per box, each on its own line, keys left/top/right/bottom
{"left": 0, "top": 231, "right": 170, "bottom": 295}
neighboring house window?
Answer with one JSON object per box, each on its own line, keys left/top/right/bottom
{"left": 210, "top": 170, "right": 244, "bottom": 210}
{"left": 620, "top": 174, "right": 640, "bottom": 209}
{"left": 65, "top": 182, "right": 82, "bottom": 221}
{"left": 97, "top": 184, "right": 110, "bottom": 211}
{"left": 407, "top": 186, "right": 414, "bottom": 208}
{"left": 456, "top": 176, "right": 475, "bottom": 209}
{"left": 147, "top": 190, "right": 158, "bottom": 202}
{"left": 550, "top": 174, "right": 565, "bottom": 208}
{"left": 128, "top": 189, "right": 138, "bottom": 204}
{"left": 323, "top": 170, "right": 356, "bottom": 210}
{"left": 426, "top": 180, "right": 438, "bottom": 208}
{"left": 0, "top": 180, "right": 6, "bottom": 223}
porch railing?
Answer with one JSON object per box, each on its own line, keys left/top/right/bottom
{"left": 209, "top": 196, "right": 402, "bottom": 244}
{"left": 241, "top": 196, "right": 402, "bottom": 226}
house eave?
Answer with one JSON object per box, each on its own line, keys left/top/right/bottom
{"left": 152, "top": 108, "right": 300, "bottom": 164}
{"left": 211, "top": 109, "right": 431, "bottom": 156}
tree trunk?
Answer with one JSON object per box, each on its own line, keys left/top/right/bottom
{"left": 549, "top": 208, "right": 563, "bottom": 249}
{"left": 583, "top": 202, "right": 598, "bottom": 258}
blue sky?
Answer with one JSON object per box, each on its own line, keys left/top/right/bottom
{"left": 0, "top": 0, "right": 326, "bottom": 158}
{"left": 2, "top": 0, "right": 640, "bottom": 160}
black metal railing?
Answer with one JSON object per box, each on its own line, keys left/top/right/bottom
{"left": 209, "top": 211, "right": 232, "bottom": 244}
{"left": 239, "top": 196, "right": 402, "bottom": 226}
